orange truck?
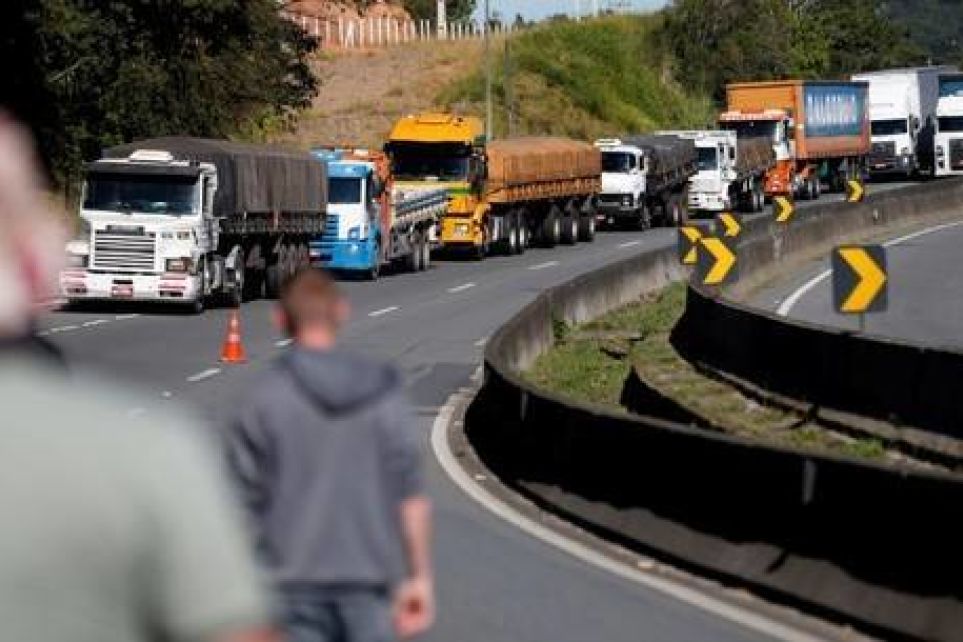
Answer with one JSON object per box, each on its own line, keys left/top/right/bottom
{"left": 719, "top": 80, "right": 870, "bottom": 200}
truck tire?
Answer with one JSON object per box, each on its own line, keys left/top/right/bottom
{"left": 542, "top": 206, "right": 562, "bottom": 247}
{"left": 265, "top": 261, "right": 280, "bottom": 299}
{"left": 561, "top": 209, "right": 578, "bottom": 245}
{"left": 421, "top": 236, "right": 432, "bottom": 270}
{"left": 667, "top": 196, "right": 686, "bottom": 227}
{"left": 517, "top": 210, "right": 529, "bottom": 254}
{"left": 367, "top": 242, "right": 381, "bottom": 280}
{"left": 578, "top": 213, "right": 596, "bottom": 242}
{"left": 407, "top": 234, "right": 423, "bottom": 272}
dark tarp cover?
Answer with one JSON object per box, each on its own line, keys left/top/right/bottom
{"left": 619, "top": 135, "right": 697, "bottom": 176}
{"left": 104, "top": 137, "right": 326, "bottom": 217}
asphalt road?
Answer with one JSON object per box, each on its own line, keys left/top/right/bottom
{"left": 753, "top": 216, "right": 963, "bottom": 350}
{"left": 39, "top": 188, "right": 897, "bottom": 642}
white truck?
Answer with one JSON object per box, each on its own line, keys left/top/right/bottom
{"left": 594, "top": 136, "right": 697, "bottom": 228}
{"left": 852, "top": 67, "right": 953, "bottom": 179}
{"left": 60, "top": 137, "right": 326, "bottom": 312}
{"left": 657, "top": 130, "right": 773, "bottom": 214}
{"left": 935, "top": 72, "right": 963, "bottom": 177}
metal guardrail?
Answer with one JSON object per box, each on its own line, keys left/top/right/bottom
{"left": 467, "top": 179, "right": 963, "bottom": 641}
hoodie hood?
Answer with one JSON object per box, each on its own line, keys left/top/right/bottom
{"left": 280, "top": 347, "right": 400, "bottom": 414}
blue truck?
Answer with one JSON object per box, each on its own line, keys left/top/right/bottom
{"left": 309, "top": 149, "right": 447, "bottom": 279}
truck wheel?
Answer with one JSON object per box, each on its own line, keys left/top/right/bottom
{"left": 407, "top": 235, "right": 423, "bottom": 272}
{"left": 667, "top": 196, "right": 686, "bottom": 227}
{"left": 506, "top": 213, "right": 520, "bottom": 255}
{"left": 561, "top": 209, "right": 578, "bottom": 245}
{"left": 578, "top": 213, "right": 596, "bottom": 242}
{"left": 367, "top": 243, "right": 381, "bottom": 280}
{"left": 542, "top": 206, "right": 561, "bottom": 247}
{"left": 421, "top": 236, "right": 432, "bottom": 270}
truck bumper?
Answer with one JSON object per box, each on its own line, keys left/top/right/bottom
{"left": 309, "top": 239, "right": 378, "bottom": 271}
{"left": 686, "top": 192, "right": 727, "bottom": 213}
{"left": 596, "top": 204, "right": 638, "bottom": 220}
{"left": 869, "top": 154, "right": 915, "bottom": 175}
{"left": 60, "top": 270, "right": 201, "bottom": 303}
{"left": 440, "top": 217, "right": 484, "bottom": 248}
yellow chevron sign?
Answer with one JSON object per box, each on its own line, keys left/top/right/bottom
{"left": 678, "top": 226, "right": 702, "bottom": 265}
{"left": 846, "top": 179, "right": 865, "bottom": 203}
{"left": 832, "top": 245, "right": 887, "bottom": 313}
{"left": 774, "top": 196, "right": 794, "bottom": 223}
{"left": 698, "top": 237, "right": 737, "bottom": 286}
{"left": 715, "top": 212, "right": 742, "bottom": 238}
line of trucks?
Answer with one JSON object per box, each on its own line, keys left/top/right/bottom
{"left": 60, "top": 67, "right": 962, "bottom": 310}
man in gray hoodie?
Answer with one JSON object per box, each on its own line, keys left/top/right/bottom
{"left": 225, "top": 268, "right": 434, "bottom": 642}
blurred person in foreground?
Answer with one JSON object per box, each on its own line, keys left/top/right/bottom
{"left": 224, "top": 268, "right": 434, "bottom": 642}
{"left": 0, "top": 115, "right": 275, "bottom": 642}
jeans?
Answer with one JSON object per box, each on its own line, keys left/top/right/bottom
{"left": 280, "top": 585, "right": 395, "bottom": 642}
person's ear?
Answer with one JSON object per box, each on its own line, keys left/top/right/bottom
{"left": 273, "top": 307, "right": 290, "bottom": 336}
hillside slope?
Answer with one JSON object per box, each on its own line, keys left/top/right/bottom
{"left": 440, "top": 15, "right": 715, "bottom": 139}
{"left": 273, "top": 39, "right": 484, "bottom": 149}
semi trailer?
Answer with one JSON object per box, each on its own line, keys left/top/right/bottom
{"left": 852, "top": 67, "right": 952, "bottom": 178}
{"left": 720, "top": 80, "right": 870, "bottom": 200}
{"left": 935, "top": 72, "right": 963, "bottom": 177}
{"left": 308, "top": 148, "right": 448, "bottom": 279}
{"left": 594, "top": 135, "right": 697, "bottom": 227}
{"left": 60, "top": 137, "right": 326, "bottom": 311}
{"left": 656, "top": 130, "right": 774, "bottom": 215}
{"left": 385, "top": 113, "right": 600, "bottom": 257}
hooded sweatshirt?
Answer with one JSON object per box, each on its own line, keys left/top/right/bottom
{"left": 224, "top": 347, "right": 423, "bottom": 588}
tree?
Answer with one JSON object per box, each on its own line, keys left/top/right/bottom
{"left": 0, "top": 0, "right": 318, "bottom": 189}
{"left": 403, "top": 0, "right": 476, "bottom": 22}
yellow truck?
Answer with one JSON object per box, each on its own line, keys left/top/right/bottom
{"left": 385, "top": 112, "right": 600, "bottom": 257}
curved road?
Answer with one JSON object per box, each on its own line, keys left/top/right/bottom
{"left": 757, "top": 218, "right": 963, "bottom": 350}
{"left": 39, "top": 189, "right": 891, "bottom": 641}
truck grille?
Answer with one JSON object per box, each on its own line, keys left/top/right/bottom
{"left": 871, "top": 141, "right": 895, "bottom": 156}
{"left": 950, "top": 140, "right": 963, "bottom": 170}
{"left": 322, "top": 214, "right": 340, "bottom": 239}
{"left": 92, "top": 231, "right": 156, "bottom": 272}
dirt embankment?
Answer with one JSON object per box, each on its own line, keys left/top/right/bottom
{"left": 284, "top": 0, "right": 411, "bottom": 20}
{"left": 274, "top": 39, "right": 483, "bottom": 150}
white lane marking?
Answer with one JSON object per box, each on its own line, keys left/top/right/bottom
{"left": 127, "top": 407, "right": 146, "bottom": 418}
{"left": 447, "top": 282, "right": 477, "bottom": 294}
{"left": 368, "top": 306, "right": 400, "bottom": 318}
{"left": 430, "top": 378, "right": 824, "bottom": 642}
{"left": 115, "top": 313, "right": 140, "bottom": 320}
{"left": 275, "top": 338, "right": 294, "bottom": 348}
{"left": 474, "top": 337, "right": 488, "bottom": 348}
{"left": 186, "top": 368, "right": 221, "bottom": 383}
{"left": 777, "top": 219, "right": 963, "bottom": 317}
{"left": 618, "top": 240, "right": 643, "bottom": 249}
{"left": 49, "top": 325, "right": 78, "bottom": 333}
{"left": 528, "top": 260, "right": 559, "bottom": 271}
{"left": 36, "top": 331, "right": 50, "bottom": 337}
{"left": 161, "top": 391, "right": 173, "bottom": 399}
{"left": 82, "top": 319, "right": 109, "bottom": 328}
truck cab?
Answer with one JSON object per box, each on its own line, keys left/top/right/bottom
{"left": 680, "top": 131, "right": 737, "bottom": 213}
{"left": 309, "top": 154, "right": 382, "bottom": 273}
{"left": 61, "top": 149, "right": 220, "bottom": 307}
{"left": 865, "top": 84, "right": 918, "bottom": 176}
{"left": 595, "top": 139, "right": 646, "bottom": 221}
{"left": 384, "top": 113, "right": 487, "bottom": 250}
{"left": 719, "top": 110, "right": 797, "bottom": 196}
{"left": 936, "top": 74, "right": 963, "bottom": 176}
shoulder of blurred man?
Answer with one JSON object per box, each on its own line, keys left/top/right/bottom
{"left": 0, "top": 354, "right": 272, "bottom": 642}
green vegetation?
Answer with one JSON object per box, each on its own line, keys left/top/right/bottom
{"left": 884, "top": 1, "right": 963, "bottom": 66}
{"left": 1, "top": 0, "right": 317, "bottom": 190}
{"left": 403, "top": 0, "right": 475, "bottom": 22}
{"left": 528, "top": 284, "right": 889, "bottom": 461}
{"left": 662, "top": 0, "right": 924, "bottom": 101}
{"left": 440, "top": 15, "right": 715, "bottom": 139}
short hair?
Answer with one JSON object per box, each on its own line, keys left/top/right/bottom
{"left": 278, "top": 268, "right": 344, "bottom": 335}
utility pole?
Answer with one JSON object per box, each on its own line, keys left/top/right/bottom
{"left": 484, "top": 0, "right": 493, "bottom": 141}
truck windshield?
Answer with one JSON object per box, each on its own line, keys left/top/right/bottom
{"left": 329, "top": 177, "right": 362, "bottom": 204}
{"left": 84, "top": 174, "right": 197, "bottom": 215}
{"left": 721, "top": 120, "right": 778, "bottom": 141}
{"left": 601, "top": 152, "right": 635, "bottom": 173}
{"left": 938, "top": 116, "right": 963, "bottom": 132}
{"left": 871, "top": 119, "right": 908, "bottom": 136}
{"left": 939, "top": 79, "right": 963, "bottom": 98}
{"left": 696, "top": 147, "right": 718, "bottom": 171}
{"left": 389, "top": 143, "right": 470, "bottom": 181}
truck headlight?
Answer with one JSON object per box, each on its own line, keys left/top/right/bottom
{"left": 937, "top": 145, "right": 945, "bottom": 157}
{"left": 900, "top": 147, "right": 910, "bottom": 156}
{"left": 176, "top": 230, "right": 192, "bottom": 240}
{"left": 165, "top": 258, "right": 192, "bottom": 273}
{"left": 348, "top": 226, "right": 361, "bottom": 240}
{"left": 621, "top": 194, "right": 633, "bottom": 207}
{"left": 66, "top": 253, "right": 88, "bottom": 268}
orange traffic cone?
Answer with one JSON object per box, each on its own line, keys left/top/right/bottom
{"left": 220, "top": 310, "right": 247, "bottom": 364}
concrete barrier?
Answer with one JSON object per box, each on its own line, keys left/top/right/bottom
{"left": 468, "top": 179, "right": 963, "bottom": 640}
